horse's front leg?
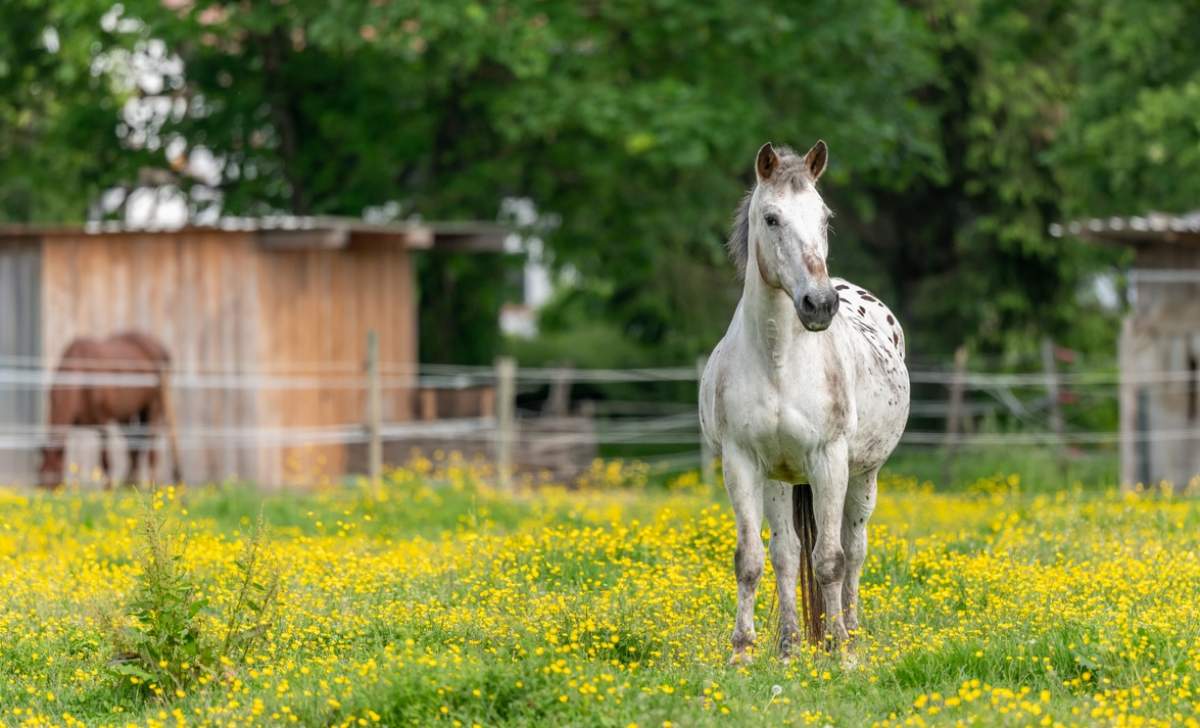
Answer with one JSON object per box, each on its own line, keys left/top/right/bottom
{"left": 764, "top": 481, "right": 802, "bottom": 657}
{"left": 841, "top": 468, "right": 878, "bottom": 636}
{"left": 808, "top": 439, "right": 850, "bottom": 646}
{"left": 723, "top": 447, "right": 765, "bottom": 665}
{"left": 98, "top": 428, "right": 114, "bottom": 491}
{"left": 125, "top": 427, "right": 146, "bottom": 487}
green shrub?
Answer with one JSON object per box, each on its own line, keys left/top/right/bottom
{"left": 108, "top": 499, "right": 279, "bottom": 699}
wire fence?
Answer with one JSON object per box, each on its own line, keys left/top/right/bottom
{"left": 9, "top": 340, "right": 1200, "bottom": 501}
{"left": 0, "top": 355, "right": 1183, "bottom": 386}
{"left": 0, "top": 355, "right": 1187, "bottom": 487}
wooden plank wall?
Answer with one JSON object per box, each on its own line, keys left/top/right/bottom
{"left": 1121, "top": 281, "right": 1200, "bottom": 491}
{"left": 0, "top": 240, "right": 42, "bottom": 483}
{"left": 40, "top": 233, "right": 261, "bottom": 486}
{"left": 255, "top": 239, "right": 416, "bottom": 486}
{"left": 9, "top": 232, "right": 417, "bottom": 488}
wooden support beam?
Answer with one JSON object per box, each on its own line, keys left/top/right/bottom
{"left": 366, "top": 331, "right": 382, "bottom": 489}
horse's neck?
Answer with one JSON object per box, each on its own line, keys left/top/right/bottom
{"left": 740, "top": 268, "right": 820, "bottom": 370}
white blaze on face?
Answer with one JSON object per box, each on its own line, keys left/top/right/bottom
{"left": 753, "top": 181, "right": 833, "bottom": 299}
{"left": 774, "top": 182, "right": 830, "bottom": 265}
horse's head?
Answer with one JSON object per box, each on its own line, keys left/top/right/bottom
{"left": 736, "top": 140, "right": 838, "bottom": 332}
{"left": 38, "top": 447, "right": 64, "bottom": 489}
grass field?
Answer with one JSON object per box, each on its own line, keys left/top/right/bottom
{"left": 2, "top": 456, "right": 1199, "bottom": 727}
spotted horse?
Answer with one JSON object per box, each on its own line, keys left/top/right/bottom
{"left": 699, "top": 140, "right": 910, "bottom": 662}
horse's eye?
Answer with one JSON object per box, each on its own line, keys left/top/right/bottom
{"left": 765, "top": 214, "right": 779, "bottom": 227}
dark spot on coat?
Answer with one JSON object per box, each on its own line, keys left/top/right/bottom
{"left": 858, "top": 306, "right": 865, "bottom": 315}
{"left": 886, "top": 314, "right": 894, "bottom": 324}
{"left": 856, "top": 290, "right": 866, "bottom": 295}
{"left": 835, "top": 284, "right": 849, "bottom": 290}
{"left": 861, "top": 295, "right": 875, "bottom": 302}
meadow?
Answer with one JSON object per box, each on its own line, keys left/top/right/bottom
{"left": 2, "top": 457, "right": 1200, "bottom": 727}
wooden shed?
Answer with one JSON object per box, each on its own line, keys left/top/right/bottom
{"left": 1052, "top": 211, "right": 1200, "bottom": 490}
{"left": 0, "top": 217, "right": 506, "bottom": 487}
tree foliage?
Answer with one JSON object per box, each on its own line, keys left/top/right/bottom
{"left": 1053, "top": 0, "right": 1200, "bottom": 217}
{"left": 8, "top": 1, "right": 1199, "bottom": 363}
{"left": 0, "top": 1, "right": 125, "bottom": 221}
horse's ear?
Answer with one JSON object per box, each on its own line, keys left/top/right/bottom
{"left": 803, "top": 140, "right": 828, "bottom": 181}
{"left": 756, "top": 142, "right": 780, "bottom": 182}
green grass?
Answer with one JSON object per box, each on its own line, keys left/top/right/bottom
{"left": 886, "top": 445, "right": 1119, "bottom": 493}
{"left": 0, "top": 462, "right": 1197, "bottom": 727}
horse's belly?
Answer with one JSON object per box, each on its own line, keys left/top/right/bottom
{"left": 91, "top": 385, "right": 157, "bottom": 423}
{"left": 763, "top": 455, "right": 810, "bottom": 483}
{"left": 848, "top": 384, "right": 909, "bottom": 473}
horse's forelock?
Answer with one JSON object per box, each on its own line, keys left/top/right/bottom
{"left": 771, "top": 146, "right": 817, "bottom": 192}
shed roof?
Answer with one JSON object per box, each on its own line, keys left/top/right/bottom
{"left": 1049, "top": 210, "right": 1200, "bottom": 246}
{"left": 0, "top": 216, "right": 509, "bottom": 252}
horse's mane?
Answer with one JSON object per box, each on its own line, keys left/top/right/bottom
{"left": 725, "top": 145, "right": 812, "bottom": 280}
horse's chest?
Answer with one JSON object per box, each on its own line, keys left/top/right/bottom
{"left": 723, "top": 376, "right": 835, "bottom": 480}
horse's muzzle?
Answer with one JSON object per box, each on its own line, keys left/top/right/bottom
{"left": 796, "top": 287, "right": 839, "bottom": 331}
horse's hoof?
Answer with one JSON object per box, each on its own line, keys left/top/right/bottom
{"left": 777, "top": 636, "right": 801, "bottom": 663}
{"left": 839, "top": 647, "right": 862, "bottom": 671}
{"left": 729, "top": 647, "right": 754, "bottom": 666}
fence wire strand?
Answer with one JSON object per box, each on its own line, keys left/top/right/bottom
{"left": 0, "top": 361, "right": 1190, "bottom": 463}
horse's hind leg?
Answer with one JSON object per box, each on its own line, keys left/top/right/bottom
{"left": 807, "top": 439, "right": 851, "bottom": 646}
{"left": 841, "top": 468, "right": 879, "bottom": 636}
{"left": 125, "top": 410, "right": 150, "bottom": 487}
{"left": 724, "top": 447, "right": 765, "bottom": 664}
{"left": 764, "top": 480, "right": 802, "bottom": 657}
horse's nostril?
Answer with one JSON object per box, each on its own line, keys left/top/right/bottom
{"left": 801, "top": 294, "right": 817, "bottom": 314}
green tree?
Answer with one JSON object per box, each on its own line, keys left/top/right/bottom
{"left": 837, "top": 0, "right": 1104, "bottom": 359}
{"left": 110, "top": 0, "right": 939, "bottom": 363}
{"left": 42, "top": 0, "right": 1179, "bottom": 365}
{"left": 1053, "top": 0, "right": 1200, "bottom": 217}
{"left": 0, "top": 1, "right": 124, "bottom": 222}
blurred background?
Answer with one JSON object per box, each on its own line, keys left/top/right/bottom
{"left": 1, "top": 0, "right": 1198, "bottom": 489}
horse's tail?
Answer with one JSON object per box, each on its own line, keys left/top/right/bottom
{"left": 793, "top": 482, "right": 825, "bottom": 645}
{"left": 158, "top": 366, "right": 183, "bottom": 483}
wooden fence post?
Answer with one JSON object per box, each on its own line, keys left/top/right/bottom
{"left": 1041, "top": 337, "right": 1066, "bottom": 472}
{"left": 495, "top": 356, "right": 516, "bottom": 491}
{"left": 1041, "top": 337, "right": 1064, "bottom": 441}
{"left": 697, "top": 355, "right": 714, "bottom": 485}
{"left": 546, "top": 364, "right": 573, "bottom": 416}
{"left": 942, "top": 346, "right": 969, "bottom": 487}
{"left": 945, "top": 346, "right": 969, "bottom": 440}
{"left": 366, "top": 330, "right": 382, "bottom": 489}
{"left": 1117, "top": 319, "right": 1134, "bottom": 491}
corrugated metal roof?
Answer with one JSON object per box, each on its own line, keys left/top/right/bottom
{"left": 1049, "top": 210, "right": 1200, "bottom": 244}
{"left": 0, "top": 216, "right": 510, "bottom": 252}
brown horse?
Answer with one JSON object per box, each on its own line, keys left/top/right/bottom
{"left": 39, "top": 331, "right": 182, "bottom": 489}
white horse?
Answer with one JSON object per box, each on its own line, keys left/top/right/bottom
{"left": 700, "top": 141, "right": 910, "bottom": 662}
